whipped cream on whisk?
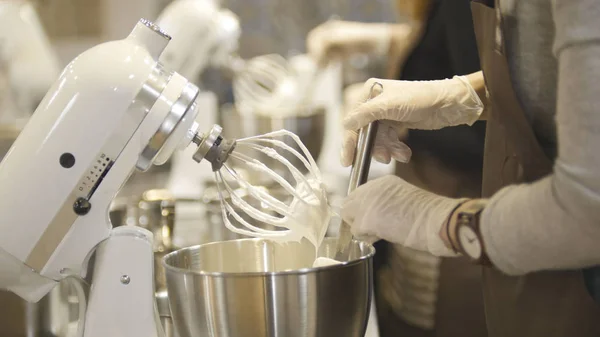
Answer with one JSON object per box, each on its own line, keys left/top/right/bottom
{"left": 213, "top": 129, "right": 334, "bottom": 261}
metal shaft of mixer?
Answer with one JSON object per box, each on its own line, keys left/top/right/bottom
{"left": 192, "top": 125, "right": 237, "bottom": 171}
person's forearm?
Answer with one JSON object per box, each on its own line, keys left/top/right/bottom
{"left": 386, "top": 0, "right": 433, "bottom": 79}
{"left": 393, "top": 0, "right": 434, "bottom": 23}
{"left": 465, "top": 71, "right": 489, "bottom": 120}
{"left": 385, "top": 23, "right": 424, "bottom": 79}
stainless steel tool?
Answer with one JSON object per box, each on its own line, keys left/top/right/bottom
{"left": 335, "top": 82, "right": 383, "bottom": 261}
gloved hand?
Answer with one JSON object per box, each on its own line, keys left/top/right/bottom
{"left": 341, "top": 125, "right": 411, "bottom": 167}
{"left": 342, "top": 83, "right": 411, "bottom": 166}
{"left": 342, "top": 175, "right": 465, "bottom": 256}
{"left": 340, "top": 76, "right": 483, "bottom": 166}
{"left": 307, "top": 21, "right": 415, "bottom": 65}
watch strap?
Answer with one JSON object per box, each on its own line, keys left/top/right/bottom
{"left": 445, "top": 201, "right": 467, "bottom": 254}
{"left": 453, "top": 199, "right": 492, "bottom": 265}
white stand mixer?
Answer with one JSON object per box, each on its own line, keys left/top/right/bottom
{"left": 0, "top": 19, "right": 238, "bottom": 337}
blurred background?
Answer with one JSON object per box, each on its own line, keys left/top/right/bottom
{"left": 0, "top": 1, "right": 396, "bottom": 336}
{"left": 32, "top": 0, "right": 396, "bottom": 104}
{"left": 0, "top": 1, "right": 487, "bottom": 336}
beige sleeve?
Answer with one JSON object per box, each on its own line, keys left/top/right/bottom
{"left": 480, "top": 0, "right": 600, "bottom": 275}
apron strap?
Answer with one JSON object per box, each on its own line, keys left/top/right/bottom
{"left": 476, "top": 0, "right": 553, "bottom": 180}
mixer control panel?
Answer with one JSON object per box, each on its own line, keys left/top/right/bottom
{"left": 75, "top": 153, "right": 114, "bottom": 199}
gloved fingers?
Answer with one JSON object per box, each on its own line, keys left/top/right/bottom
{"left": 349, "top": 221, "right": 377, "bottom": 240}
{"left": 364, "top": 123, "right": 412, "bottom": 164}
{"left": 372, "top": 127, "right": 400, "bottom": 164}
{"left": 342, "top": 176, "right": 396, "bottom": 239}
{"left": 372, "top": 144, "right": 392, "bottom": 164}
{"left": 343, "top": 174, "right": 470, "bottom": 254}
{"left": 341, "top": 176, "right": 390, "bottom": 223}
{"left": 387, "top": 142, "right": 412, "bottom": 164}
{"left": 342, "top": 194, "right": 373, "bottom": 238}
{"left": 343, "top": 78, "right": 392, "bottom": 130}
{"left": 340, "top": 129, "right": 358, "bottom": 167}
{"left": 451, "top": 75, "right": 484, "bottom": 125}
{"left": 349, "top": 78, "right": 386, "bottom": 108}
{"left": 383, "top": 126, "right": 412, "bottom": 163}
{"left": 342, "top": 125, "right": 393, "bottom": 166}
{"left": 341, "top": 124, "right": 411, "bottom": 166}
{"left": 341, "top": 180, "right": 376, "bottom": 225}
{"left": 345, "top": 97, "right": 394, "bottom": 130}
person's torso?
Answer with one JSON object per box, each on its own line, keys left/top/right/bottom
{"left": 501, "top": 0, "right": 558, "bottom": 155}
{"left": 472, "top": 1, "right": 600, "bottom": 336}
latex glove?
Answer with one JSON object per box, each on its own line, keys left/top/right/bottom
{"left": 341, "top": 83, "right": 411, "bottom": 166}
{"left": 342, "top": 175, "right": 465, "bottom": 256}
{"left": 307, "top": 20, "right": 393, "bottom": 64}
{"left": 341, "top": 125, "right": 411, "bottom": 167}
{"left": 345, "top": 76, "right": 483, "bottom": 131}
{"left": 340, "top": 77, "right": 483, "bottom": 166}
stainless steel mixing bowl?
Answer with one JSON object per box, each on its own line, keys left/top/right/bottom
{"left": 163, "top": 238, "right": 374, "bottom": 337}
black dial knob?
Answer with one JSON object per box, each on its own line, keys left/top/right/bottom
{"left": 73, "top": 197, "right": 92, "bottom": 215}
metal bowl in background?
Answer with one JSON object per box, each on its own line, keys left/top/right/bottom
{"left": 164, "top": 237, "right": 374, "bottom": 337}
{"left": 109, "top": 195, "right": 141, "bottom": 228}
{"left": 108, "top": 186, "right": 288, "bottom": 287}
{"left": 220, "top": 103, "right": 326, "bottom": 185}
{"left": 110, "top": 190, "right": 176, "bottom": 291}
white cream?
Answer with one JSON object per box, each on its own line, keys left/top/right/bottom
{"left": 222, "top": 176, "right": 331, "bottom": 253}
{"left": 312, "top": 257, "right": 343, "bottom": 268}
{"left": 217, "top": 129, "right": 334, "bottom": 267}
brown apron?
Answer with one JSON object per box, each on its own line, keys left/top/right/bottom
{"left": 471, "top": 1, "right": 600, "bottom": 336}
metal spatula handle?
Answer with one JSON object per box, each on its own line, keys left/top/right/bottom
{"left": 335, "top": 82, "right": 383, "bottom": 261}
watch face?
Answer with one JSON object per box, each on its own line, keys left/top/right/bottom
{"left": 458, "top": 226, "right": 482, "bottom": 259}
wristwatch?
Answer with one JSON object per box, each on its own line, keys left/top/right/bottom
{"left": 452, "top": 199, "right": 491, "bottom": 264}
